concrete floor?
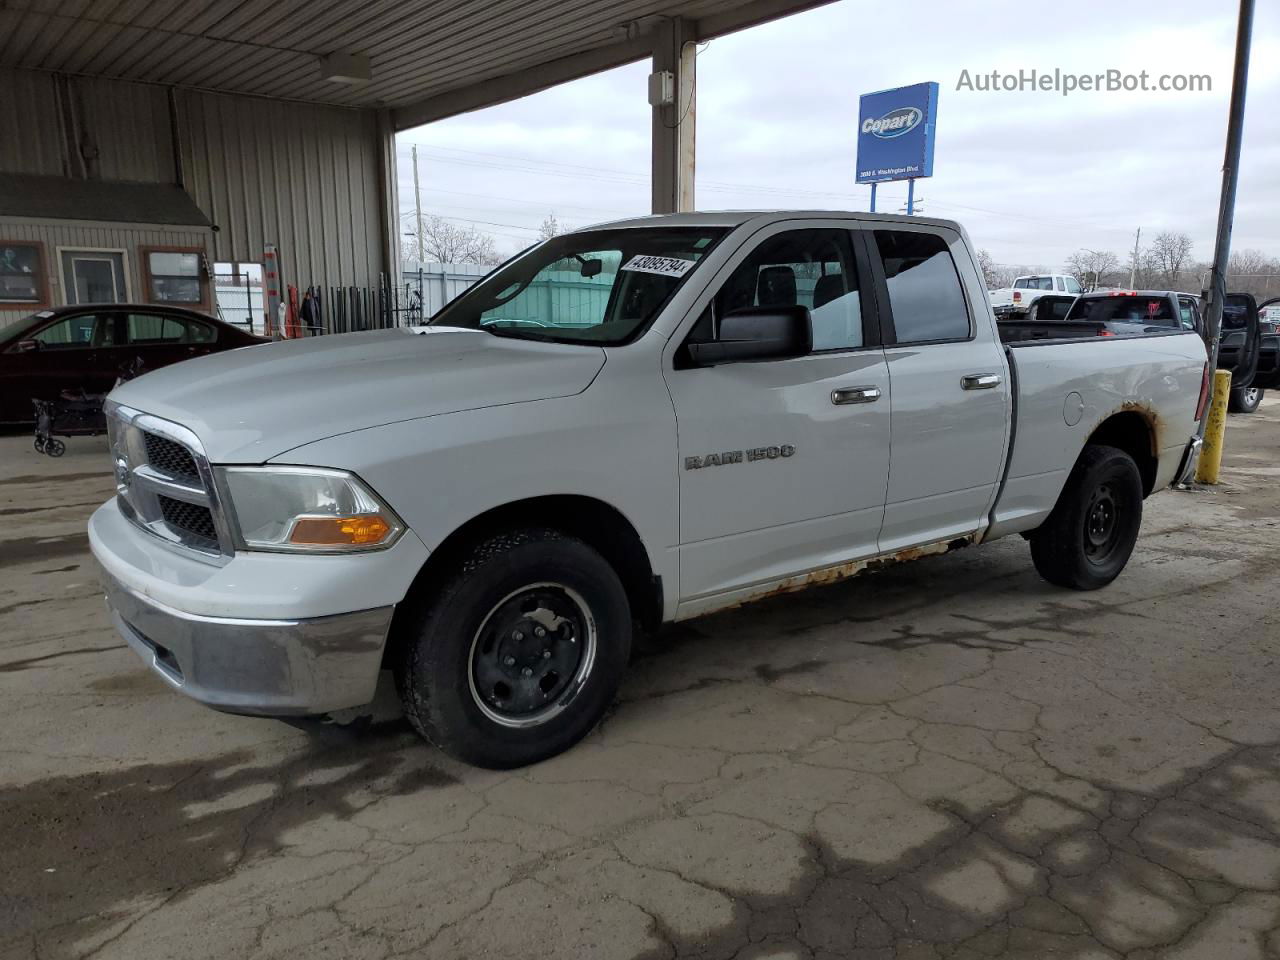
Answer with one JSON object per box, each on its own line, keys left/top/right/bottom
{"left": 2, "top": 401, "right": 1279, "bottom": 960}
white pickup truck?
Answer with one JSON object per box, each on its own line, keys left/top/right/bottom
{"left": 990, "top": 273, "right": 1083, "bottom": 318}
{"left": 90, "top": 212, "right": 1209, "bottom": 768}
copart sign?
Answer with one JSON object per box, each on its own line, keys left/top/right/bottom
{"left": 855, "top": 81, "right": 938, "bottom": 184}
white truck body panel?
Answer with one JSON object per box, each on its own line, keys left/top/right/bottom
{"left": 90, "top": 209, "right": 1207, "bottom": 715}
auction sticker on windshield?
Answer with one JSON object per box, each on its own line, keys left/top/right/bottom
{"left": 622, "top": 255, "right": 696, "bottom": 278}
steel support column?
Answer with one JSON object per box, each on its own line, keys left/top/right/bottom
{"left": 651, "top": 17, "right": 696, "bottom": 214}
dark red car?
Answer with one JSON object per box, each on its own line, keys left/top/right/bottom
{"left": 0, "top": 304, "right": 266, "bottom": 424}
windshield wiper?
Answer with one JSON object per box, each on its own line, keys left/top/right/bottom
{"left": 480, "top": 325, "right": 567, "bottom": 343}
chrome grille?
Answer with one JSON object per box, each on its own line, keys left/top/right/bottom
{"left": 106, "top": 402, "right": 232, "bottom": 562}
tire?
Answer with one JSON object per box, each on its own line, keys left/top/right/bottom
{"left": 46, "top": 438, "right": 65, "bottom": 457}
{"left": 1228, "top": 384, "right": 1264, "bottom": 414}
{"left": 395, "top": 528, "right": 632, "bottom": 768}
{"left": 1030, "top": 445, "right": 1144, "bottom": 590}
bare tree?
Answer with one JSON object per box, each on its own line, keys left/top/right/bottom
{"left": 976, "top": 248, "right": 1000, "bottom": 289}
{"left": 1065, "top": 248, "right": 1121, "bottom": 291}
{"left": 1227, "top": 249, "right": 1280, "bottom": 301}
{"left": 409, "top": 216, "right": 500, "bottom": 265}
{"left": 537, "top": 214, "right": 562, "bottom": 242}
{"left": 1149, "top": 231, "right": 1194, "bottom": 288}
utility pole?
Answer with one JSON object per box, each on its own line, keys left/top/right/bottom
{"left": 411, "top": 144, "right": 424, "bottom": 263}
{"left": 1129, "top": 227, "right": 1141, "bottom": 289}
{"left": 1192, "top": 0, "right": 1255, "bottom": 484}
{"left": 1199, "top": 0, "right": 1254, "bottom": 430}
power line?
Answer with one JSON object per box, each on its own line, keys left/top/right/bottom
{"left": 403, "top": 143, "right": 1142, "bottom": 236}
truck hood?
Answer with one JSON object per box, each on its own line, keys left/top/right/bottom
{"left": 108, "top": 326, "right": 606, "bottom": 462}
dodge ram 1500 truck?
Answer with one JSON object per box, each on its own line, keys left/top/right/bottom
{"left": 90, "top": 212, "right": 1210, "bottom": 768}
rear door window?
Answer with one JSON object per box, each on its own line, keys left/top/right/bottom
{"left": 1067, "top": 296, "right": 1178, "bottom": 325}
{"left": 127, "top": 313, "right": 188, "bottom": 343}
{"left": 872, "top": 231, "right": 971, "bottom": 343}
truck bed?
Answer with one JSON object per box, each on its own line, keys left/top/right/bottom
{"left": 986, "top": 330, "right": 1206, "bottom": 539}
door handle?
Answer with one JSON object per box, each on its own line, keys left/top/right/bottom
{"left": 961, "top": 373, "right": 1002, "bottom": 390}
{"left": 831, "top": 385, "right": 881, "bottom": 405}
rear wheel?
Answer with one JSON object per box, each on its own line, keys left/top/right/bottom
{"left": 1030, "top": 444, "right": 1144, "bottom": 590}
{"left": 395, "top": 529, "right": 631, "bottom": 768}
{"left": 1229, "top": 384, "right": 1264, "bottom": 413}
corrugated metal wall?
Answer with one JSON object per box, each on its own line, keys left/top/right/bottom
{"left": 77, "top": 80, "right": 176, "bottom": 184}
{"left": 178, "top": 90, "right": 384, "bottom": 290}
{"left": 0, "top": 68, "right": 388, "bottom": 293}
{"left": 0, "top": 217, "right": 211, "bottom": 326}
{"left": 0, "top": 69, "right": 63, "bottom": 176}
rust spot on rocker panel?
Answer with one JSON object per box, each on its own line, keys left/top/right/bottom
{"left": 687, "top": 535, "right": 977, "bottom": 620}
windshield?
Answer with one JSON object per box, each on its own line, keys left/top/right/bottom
{"left": 431, "top": 227, "right": 727, "bottom": 344}
{"left": 1067, "top": 295, "right": 1180, "bottom": 327}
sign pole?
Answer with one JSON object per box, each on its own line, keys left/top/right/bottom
{"left": 906, "top": 179, "right": 915, "bottom": 216}
{"left": 870, "top": 182, "right": 877, "bottom": 214}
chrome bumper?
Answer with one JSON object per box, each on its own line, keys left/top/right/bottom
{"left": 1174, "top": 435, "right": 1204, "bottom": 487}
{"left": 99, "top": 564, "right": 394, "bottom": 716}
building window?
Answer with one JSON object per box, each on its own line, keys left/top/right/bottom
{"left": 0, "top": 241, "right": 48, "bottom": 306}
{"left": 141, "top": 247, "right": 208, "bottom": 308}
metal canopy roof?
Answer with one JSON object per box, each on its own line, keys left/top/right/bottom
{"left": 0, "top": 0, "right": 833, "bottom": 126}
{"left": 0, "top": 174, "right": 212, "bottom": 225}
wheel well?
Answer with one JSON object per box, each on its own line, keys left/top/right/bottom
{"left": 385, "top": 496, "right": 661, "bottom": 666}
{"left": 1087, "top": 411, "right": 1157, "bottom": 495}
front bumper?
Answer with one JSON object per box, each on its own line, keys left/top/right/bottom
{"left": 90, "top": 498, "right": 429, "bottom": 715}
{"left": 99, "top": 564, "right": 394, "bottom": 715}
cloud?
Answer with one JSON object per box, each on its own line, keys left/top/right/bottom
{"left": 397, "top": 0, "right": 1280, "bottom": 269}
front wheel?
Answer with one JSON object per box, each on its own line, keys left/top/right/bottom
{"left": 1229, "top": 385, "right": 1264, "bottom": 413}
{"left": 1030, "top": 445, "right": 1144, "bottom": 590}
{"left": 395, "top": 529, "right": 632, "bottom": 768}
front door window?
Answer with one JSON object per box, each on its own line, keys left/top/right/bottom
{"left": 61, "top": 251, "right": 128, "bottom": 304}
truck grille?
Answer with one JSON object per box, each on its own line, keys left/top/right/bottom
{"left": 143, "top": 432, "right": 200, "bottom": 484}
{"left": 106, "top": 403, "right": 231, "bottom": 561}
{"left": 158, "top": 495, "right": 219, "bottom": 547}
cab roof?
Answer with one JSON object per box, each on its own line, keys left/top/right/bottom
{"left": 582, "top": 210, "right": 964, "bottom": 233}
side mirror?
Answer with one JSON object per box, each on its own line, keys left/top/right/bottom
{"left": 15, "top": 339, "right": 40, "bottom": 353}
{"left": 686, "top": 306, "right": 812, "bottom": 366}
{"left": 579, "top": 258, "right": 603, "bottom": 278}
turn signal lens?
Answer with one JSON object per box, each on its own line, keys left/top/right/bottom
{"left": 289, "top": 515, "right": 393, "bottom": 546}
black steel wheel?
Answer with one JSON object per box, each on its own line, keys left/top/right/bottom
{"left": 45, "top": 439, "right": 66, "bottom": 457}
{"left": 1030, "top": 445, "right": 1144, "bottom": 590}
{"left": 33, "top": 437, "right": 45, "bottom": 454}
{"left": 467, "top": 583, "right": 597, "bottom": 728}
{"left": 396, "top": 528, "right": 631, "bottom": 768}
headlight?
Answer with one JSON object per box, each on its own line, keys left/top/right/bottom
{"left": 219, "top": 466, "right": 403, "bottom": 553}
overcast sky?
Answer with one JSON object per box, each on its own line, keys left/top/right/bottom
{"left": 396, "top": 0, "right": 1279, "bottom": 272}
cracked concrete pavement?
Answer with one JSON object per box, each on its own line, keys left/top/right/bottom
{"left": 2, "top": 399, "right": 1279, "bottom": 959}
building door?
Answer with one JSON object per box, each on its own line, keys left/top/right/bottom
{"left": 60, "top": 250, "right": 128, "bottom": 304}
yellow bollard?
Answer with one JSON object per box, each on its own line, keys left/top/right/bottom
{"left": 1196, "top": 369, "right": 1232, "bottom": 484}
